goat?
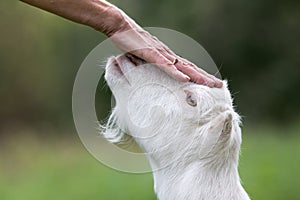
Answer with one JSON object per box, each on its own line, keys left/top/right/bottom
{"left": 102, "top": 53, "right": 250, "bottom": 200}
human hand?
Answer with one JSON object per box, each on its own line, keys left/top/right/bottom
{"left": 108, "top": 6, "right": 223, "bottom": 88}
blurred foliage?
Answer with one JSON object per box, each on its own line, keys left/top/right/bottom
{"left": 0, "top": 1, "right": 300, "bottom": 128}
{"left": 0, "top": 126, "right": 300, "bottom": 200}
{"left": 1, "top": 1, "right": 300, "bottom": 199}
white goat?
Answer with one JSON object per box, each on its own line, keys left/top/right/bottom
{"left": 102, "top": 54, "right": 250, "bottom": 200}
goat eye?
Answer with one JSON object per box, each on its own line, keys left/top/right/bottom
{"left": 184, "top": 90, "right": 197, "bottom": 107}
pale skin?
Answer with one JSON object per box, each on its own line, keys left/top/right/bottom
{"left": 20, "top": 0, "right": 223, "bottom": 87}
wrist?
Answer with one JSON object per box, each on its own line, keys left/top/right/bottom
{"left": 105, "top": 6, "right": 131, "bottom": 36}
{"left": 106, "top": 6, "right": 144, "bottom": 38}
{"left": 87, "top": 1, "right": 141, "bottom": 37}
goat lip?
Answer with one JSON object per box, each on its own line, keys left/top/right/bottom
{"left": 112, "top": 58, "right": 124, "bottom": 75}
{"left": 107, "top": 56, "right": 131, "bottom": 84}
{"left": 115, "top": 56, "right": 126, "bottom": 74}
{"left": 115, "top": 55, "right": 134, "bottom": 80}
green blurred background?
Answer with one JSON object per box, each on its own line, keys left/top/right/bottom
{"left": 1, "top": 0, "right": 300, "bottom": 199}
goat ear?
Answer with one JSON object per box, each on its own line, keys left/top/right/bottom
{"left": 221, "top": 112, "right": 233, "bottom": 136}
{"left": 198, "top": 112, "right": 233, "bottom": 157}
{"left": 207, "top": 111, "right": 232, "bottom": 135}
{"left": 206, "top": 112, "right": 233, "bottom": 144}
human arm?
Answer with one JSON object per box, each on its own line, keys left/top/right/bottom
{"left": 20, "top": 0, "right": 222, "bottom": 87}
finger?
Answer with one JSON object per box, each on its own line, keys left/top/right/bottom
{"left": 162, "top": 49, "right": 223, "bottom": 87}
{"left": 161, "top": 51, "right": 215, "bottom": 85}
{"left": 213, "top": 78, "right": 223, "bottom": 87}
{"left": 197, "top": 69, "right": 223, "bottom": 88}
{"left": 178, "top": 58, "right": 223, "bottom": 88}
{"left": 162, "top": 52, "right": 217, "bottom": 86}
{"left": 131, "top": 48, "right": 172, "bottom": 66}
{"left": 155, "top": 52, "right": 192, "bottom": 82}
{"left": 158, "top": 63, "right": 190, "bottom": 82}
{"left": 132, "top": 48, "right": 190, "bottom": 82}
{"left": 194, "top": 66, "right": 223, "bottom": 87}
{"left": 176, "top": 61, "right": 216, "bottom": 87}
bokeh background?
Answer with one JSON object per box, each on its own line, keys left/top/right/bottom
{"left": 1, "top": 0, "right": 300, "bottom": 199}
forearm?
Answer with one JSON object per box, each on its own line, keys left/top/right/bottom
{"left": 19, "top": 0, "right": 223, "bottom": 86}
{"left": 19, "top": 0, "right": 133, "bottom": 36}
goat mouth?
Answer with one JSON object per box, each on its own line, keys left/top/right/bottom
{"left": 107, "top": 53, "right": 146, "bottom": 83}
{"left": 124, "top": 53, "right": 146, "bottom": 66}
{"left": 106, "top": 55, "right": 133, "bottom": 86}
{"left": 109, "top": 54, "right": 135, "bottom": 76}
{"left": 114, "top": 53, "right": 146, "bottom": 74}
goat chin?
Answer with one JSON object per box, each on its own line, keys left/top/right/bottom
{"left": 102, "top": 54, "right": 251, "bottom": 200}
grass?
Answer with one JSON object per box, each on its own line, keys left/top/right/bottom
{"left": 239, "top": 125, "right": 300, "bottom": 200}
{"left": 0, "top": 125, "right": 300, "bottom": 200}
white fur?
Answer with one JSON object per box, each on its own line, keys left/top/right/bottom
{"left": 102, "top": 54, "right": 250, "bottom": 200}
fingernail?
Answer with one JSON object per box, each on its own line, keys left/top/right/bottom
{"left": 173, "top": 72, "right": 190, "bottom": 82}
{"left": 185, "top": 75, "right": 190, "bottom": 81}
{"left": 208, "top": 82, "right": 215, "bottom": 88}
{"left": 215, "top": 81, "right": 223, "bottom": 88}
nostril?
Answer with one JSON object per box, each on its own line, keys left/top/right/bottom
{"left": 112, "top": 59, "right": 118, "bottom": 67}
{"left": 112, "top": 59, "right": 123, "bottom": 74}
